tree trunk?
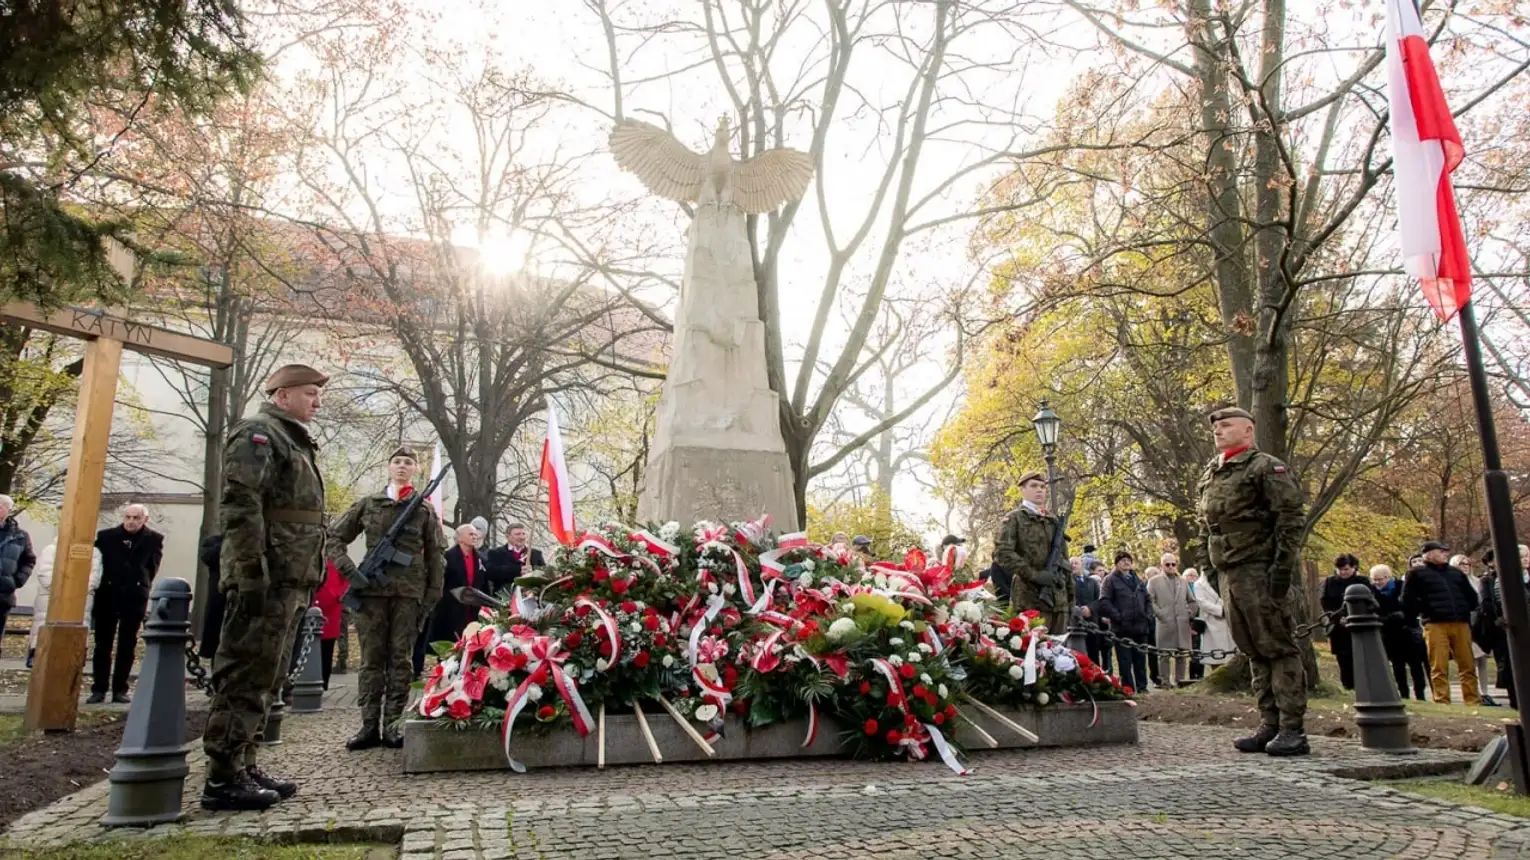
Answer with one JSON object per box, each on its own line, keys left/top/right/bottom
{"left": 193, "top": 363, "right": 229, "bottom": 637}
{"left": 1250, "top": 0, "right": 1294, "bottom": 460}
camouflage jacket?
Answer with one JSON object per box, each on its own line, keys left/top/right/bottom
{"left": 325, "top": 489, "right": 445, "bottom": 603}
{"left": 1195, "top": 447, "right": 1305, "bottom": 580}
{"left": 220, "top": 403, "right": 328, "bottom": 592}
{"left": 993, "top": 505, "right": 1073, "bottom": 613}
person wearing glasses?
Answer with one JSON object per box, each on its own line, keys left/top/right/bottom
{"left": 1147, "top": 552, "right": 1199, "bottom": 688}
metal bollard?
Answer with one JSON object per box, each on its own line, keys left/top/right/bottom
{"left": 288, "top": 607, "right": 326, "bottom": 714}
{"left": 1344, "top": 582, "right": 1417, "bottom": 755}
{"left": 102, "top": 578, "right": 193, "bottom": 826}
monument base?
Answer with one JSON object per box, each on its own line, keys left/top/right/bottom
{"left": 637, "top": 445, "right": 799, "bottom": 531}
{"left": 402, "top": 702, "right": 1138, "bottom": 773}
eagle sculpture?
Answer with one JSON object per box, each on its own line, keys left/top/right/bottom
{"left": 608, "top": 115, "right": 815, "bottom": 214}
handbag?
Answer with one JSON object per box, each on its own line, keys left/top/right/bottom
{"left": 1190, "top": 618, "right": 1208, "bottom": 635}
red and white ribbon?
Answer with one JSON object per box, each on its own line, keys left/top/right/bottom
{"left": 687, "top": 595, "right": 727, "bottom": 668}
{"left": 733, "top": 514, "right": 772, "bottom": 547}
{"left": 500, "top": 636, "right": 594, "bottom": 773}
{"left": 629, "top": 529, "right": 679, "bottom": 557}
{"left": 1022, "top": 633, "right": 1040, "bottom": 686}
{"left": 751, "top": 629, "right": 786, "bottom": 673}
{"left": 574, "top": 596, "right": 621, "bottom": 668}
{"left": 777, "top": 531, "right": 809, "bottom": 549}
{"left": 801, "top": 701, "right": 819, "bottom": 748}
{"left": 869, "top": 658, "right": 909, "bottom": 712}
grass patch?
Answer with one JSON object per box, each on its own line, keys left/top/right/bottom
{"left": 8, "top": 837, "right": 396, "bottom": 860}
{"left": 1387, "top": 779, "right": 1530, "bottom": 819}
{"left": 1308, "top": 689, "right": 1517, "bottom": 720}
{"left": 0, "top": 710, "right": 121, "bottom": 750}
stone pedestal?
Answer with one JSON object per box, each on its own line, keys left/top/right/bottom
{"left": 638, "top": 201, "right": 799, "bottom": 530}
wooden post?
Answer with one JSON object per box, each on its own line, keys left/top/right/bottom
{"left": 25, "top": 337, "right": 123, "bottom": 731}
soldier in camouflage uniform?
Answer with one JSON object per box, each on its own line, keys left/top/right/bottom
{"left": 326, "top": 446, "right": 445, "bottom": 750}
{"left": 993, "top": 471, "right": 1074, "bottom": 632}
{"left": 201, "top": 365, "right": 329, "bottom": 811}
{"left": 1196, "top": 406, "right": 1309, "bottom": 756}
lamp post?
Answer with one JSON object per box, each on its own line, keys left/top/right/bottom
{"left": 1032, "top": 400, "right": 1062, "bottom": 513}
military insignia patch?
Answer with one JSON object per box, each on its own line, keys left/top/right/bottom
{"left": 251, "top": 433, "right": 269, "bottom": 445}
{"left": 1273, "top": 465, "right": 1286, "bottom": 473}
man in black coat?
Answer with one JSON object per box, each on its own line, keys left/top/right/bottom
{"left": 483, "top": 522, "right": 545, "bottom": 596}
{"left": 1402, "top": 540, "right": 1480, "bottom": 706}
{"left": 1319, "top": 553, "right": 1363, "bottom": 690}
{"left": 1073, "top": 557, "right": 1103, "bottom": 665}
{"left": 1099, "top": 551, "right": 1153, "bottom": 694}
{"left": 428, "top": 523, "right": 489, "bottom": 647}
{"left": 88, "top": 504, "right": 165, "bottom": 704}
{"left": 0, "top": 495, "right": 35, "bottom": 644}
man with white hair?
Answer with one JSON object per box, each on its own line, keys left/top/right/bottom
{"left": 428, "top": 523, "right": 488, "bottom": 647}
{"left": 0, "top": 495, "right": 35, "bottom": 656}
{"left": 87, "top": 503, "right": 164, "bottom": 704}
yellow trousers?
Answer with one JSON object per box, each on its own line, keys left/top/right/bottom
{"left": 1424, "top": 621, "right": 1479, "bottom": 705}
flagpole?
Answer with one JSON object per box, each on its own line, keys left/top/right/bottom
{"left": 1457, "top": 300, "right": 1530, "bottom": 790}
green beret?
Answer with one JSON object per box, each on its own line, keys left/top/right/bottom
{"left": 389, "top": 446, "right": 418, "bottom": 462}
{"left": 1018, "top": 470, "right": 1046, "bottom": 487}
{"left": 1208, "top": 406, "right": 1254, "bottom": 425}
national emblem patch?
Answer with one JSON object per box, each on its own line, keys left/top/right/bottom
{"left": 251, "top": 433, "right": 269, "bottom": 445}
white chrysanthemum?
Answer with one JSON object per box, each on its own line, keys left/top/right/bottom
{"left": 933, "top": 605, "right": 950, "bottom": 625}
{"left": 797, "top": 572, "right": 814, "bottom": 588}
{"left": 1009, "top": 636, "right": 1024, "bottom": 650}
{"left": 921, "top": 672, "right": 934, "bottom": 685}
{"left": 695, "top": 704, "right": 719, "bottom": 722}
{"left": 801, "top": 560, "right": 815, "bottom": 571}
{"left": 722, "top": 583, "right": 736, "bottom": 596}
{"left": 660, "top": 521, "right": 681, "bottom": 540}
{"left": 827, "top": 617, "right": 859, "bottom": 642}
{"left": 1008, "top": 664, "right": 1024, "bottom": 680}
{"left": 488, "top": 669, "right": 511, "bottom": 691}
{"left": 630, "top": 621, "right": 643, "bottom": 633}
{"left": 899, "top": 620, "right": 915, "bottom": 630}
{"left": 980, "top": 624, "right": 995, "bottom": 637}
{"left": 1036, "top": 691, "right": 1050, "bottom": 706}
{"left": 907, "top": 652, "right": 922, "bottom": 664}
{"left": 938, "top": 683, "right": 948, "bottom": 697}
{"left": 888, "top": 654, "right": 903, "bottom": 667}
{"left": 889, "top": 637, "right": 905, "bottom": 647}
{"left": 662, "top": 654, "right": 675, "bottom": 668}
{"left": 596, "top": 658, "right": 611, "bottom": 671}
{"left": 954, "top": 600, "right": 982, "bottom": 623}
{"left": 1053, "top": 652, "right": 1077, "bottom": 673}
{"left": 917, "top": 643, "right": 932, "bottom": 653}
{"left": 842, "top": 602, "right": 856, "bottom": 614}
{"left": 707, "top": 581, "right": 719, "bottom": 594}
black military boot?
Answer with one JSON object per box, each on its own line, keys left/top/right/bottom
{"left": 346, "top": 724, "right": 382, "bottom": 751}
{"left": 1264, "top": 728, "right": 1311, "bottom": 757}
{"left": 1233, "top": 723, "right": 1279, "bottom": 753}
{"left": 200, "top": 772, "right": 281, "bottom": 811}
{"left": 246, "top": 765, "right": 298, "bottom": 799}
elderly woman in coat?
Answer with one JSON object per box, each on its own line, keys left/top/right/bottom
{"left": 27, "top": 541, "right": 102, "bottom": 668}
{"left": 1184, "top": 567, "right": 1233, "bottom": 668}
{"left": 1146, "top": 553, "right": 1199, "bottom": 687}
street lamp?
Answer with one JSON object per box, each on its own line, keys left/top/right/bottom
{"left": 1032, "top": 400, "right": 1062, "bottom": 512}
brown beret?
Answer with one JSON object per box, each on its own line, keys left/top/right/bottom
{"left": 389, "top": 445, "right": 418, "bottom": 462}
{"left": 1208, "top": 406, "right": 1254, "bottom": 425}
{"left": 264, "top": 364, "right": 329, "bottom": 395}
{"left": 1018, "top": 470, "right": 1046, "bottom": 487}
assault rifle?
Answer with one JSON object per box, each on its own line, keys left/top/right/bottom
{"left": 341, "top": 460, "right": 451, "bottom": 612}
{"left": 1037, "top": 509, "right": 1070, "bottom": 613}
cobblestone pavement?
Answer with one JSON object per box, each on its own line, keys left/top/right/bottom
{"left": 2, "top": 706, "right": 1521, "bottom": 859}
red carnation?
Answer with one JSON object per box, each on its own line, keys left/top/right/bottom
{"left": 899, "top": 663, "right": 916, "bottom": 679}
{"left": 565, "top": 630, "right": 584, "bottom": 649}
{"left": 593, "top": 568, "right": 610, "bottom": 582}
{"left": 859, "top": 681, "right": 871, "bottom": 695}
{"left": 643, "top": 615, "right": 660, "bottom": 631}
{"left": 574, "top": 604, "right": 592, "bottom": 618}
{"left": 1122, "top": 685, "right": 1134, "bottom": 696}
{"left": 633, "top": 651, "right": 651, "bottom": 668}
{"left": 644, "top": 606, "right": 658, "bottom": 616}
{"left": 886, "top": 729, "right": 902, "bottom": 744}
{"left": 599, "top": 641, "right": 613, "bottom": 658}
{"left": 722, "top": 665, "right": 739, "bottom": 686}
{"left": 611, "top": 577, "right": 630, "bottom": 594}
{"left": 709, "top": 625, "right": 723, "bottom": 636}
{"left": 863, "top": 719, "right": 879, "bottom": 736}
{"left": 536, "top": 705, "right": 556, "bottom": 720}
{"left": 655, "top": 634, "right": 668, "bottom": 647}
{"left": 447, "top": 699, "right": 473, "bottom": 720}
{"left": 1008, "top": 617, "right": 1027, "bottom": 633}
{"left": 933, "top": 712, "right": 945, "bottom": 726}
{"left": 886, "top": 692, "right": 901, "bottom": 707}
{"left": 944, "top": 704, "right": 957, "bottom": 720}
{"left": 913, "top": 684, "right": 927, "bottom": 698}
{"left": 621, "top": 600, "right": 638, "bottom": 614}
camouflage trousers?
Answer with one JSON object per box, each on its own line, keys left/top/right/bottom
{"left": 355, "top": 596, "right": 424, "bottom": 730}
{"left": 1223, "top": 562, "right": 1307, "bottom": 730}
{"left": 203, "top": 585, "right": 306, "bottom": 780}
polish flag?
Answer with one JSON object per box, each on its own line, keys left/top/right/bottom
{"left": 427, "top": 441, "right": 445, "bottom": 518}
{"left": 540, "top": 401, "right": 575, "bottom": 545}
{"left": 1386, "top": 0, "right": 1471, "bottom": 321}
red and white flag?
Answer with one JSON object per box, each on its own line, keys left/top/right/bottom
{"left": 1386, "top": 0, "right": 1471, "bottom": 321}
{"left": 540, "top": 401, "right": 575, "bottom": 546}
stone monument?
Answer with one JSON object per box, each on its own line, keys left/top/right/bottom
{"left": 610, "top": 116, "right": 813, "bottom": 530}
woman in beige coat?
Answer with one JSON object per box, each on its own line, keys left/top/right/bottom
{"left": 1146, "top": 554, "right": 1199, "bottom": 687}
